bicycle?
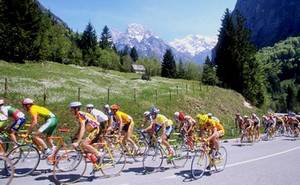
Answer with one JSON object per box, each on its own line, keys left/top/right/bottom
{"left": 142, "top": 132, "right": 189, "bottom": 172}
{"left": 6, "top": 128, "right": 72, "bottom": 177}
{"left": 52, "top": 134, "right": 126, "bottom": 184}
{"left": 0, "top": 155, "right": 14, "bottom": 185}
{"left": 191, "top": 139, "right": 227, "bottom": 179}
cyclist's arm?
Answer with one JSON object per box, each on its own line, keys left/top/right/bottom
{"left": 143, "top": 121, "right": 153, "bottom": 132}
{"left": 207, "top": 127, "right": 218, "bottom": 140}
{"left": 75, "top": 121, "right": 85, "bottom": 144}
{"left": 28, "top": 113, "right": 38, "bottom": 134}
{"left": 116, "top": 114, "right": 123, "bottom": 135}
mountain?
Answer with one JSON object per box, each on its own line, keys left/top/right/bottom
{"left": 111, "top": 24, "right": 216, "bottom": 63}
{"left": 233, "top": 0, "right": 300, "bottom": 48}
{"left": 169, "top": 35, "right": 217, "bottom": 63}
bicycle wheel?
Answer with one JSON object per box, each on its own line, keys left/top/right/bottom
{"left": 136, "top": 140, "right": 148, "bottom": 161}
{"left": 0, "top": 155, "right": 14, "bottom": 185}
{"left": 7, "top": 144, "right": 40, "bottom": 177}
{"left": 172, "top": 144, "right": 189, "bottom": 168}
{"left": 100, "top": 143, "right": 126, "bottom": 177}
{"left": 212, "top": 146, "right": 227, "bottom": 172}
{"left": 191, "top": 149, "right": 208, "bottom": 179}
{"left": 53, "top": 147, "right": 86, "bottom": 184}
{"left": 142, "top": 146, "right": 163, "bottom": 172}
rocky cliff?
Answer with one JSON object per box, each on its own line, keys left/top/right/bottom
{"left": 233, "top": 0, "right": 300, "bottom": 48}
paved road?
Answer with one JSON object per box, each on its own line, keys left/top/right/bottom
{"left": 2, "top": 136, "right": 300, "bottom": 185}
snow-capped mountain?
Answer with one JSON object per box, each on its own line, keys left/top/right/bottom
{"left": 111, "top": 23, "right": 217, "bottom": 63}
{"left": 111, "top": 23, "right": 170, "bottom": 60}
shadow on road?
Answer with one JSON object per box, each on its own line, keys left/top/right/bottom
{"left": 174, "top": 169, "right": 212, "bottom": 182}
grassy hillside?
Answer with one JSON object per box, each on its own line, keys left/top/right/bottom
{"left": 0, "top": 61, "right": 261, "bottom": 138}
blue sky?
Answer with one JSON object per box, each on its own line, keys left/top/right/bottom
{"left": 39, "top": 0, "right": 237, "bottom": 41}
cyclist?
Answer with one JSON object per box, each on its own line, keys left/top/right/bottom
{"left": 243, "top": 116, "right": 254, "bottom": 139}
{"left": 286, "top": 113, "right": 300, "bottom": 136}
{"left": 86, "top": 104, "right": 108, "bottom": 136}
{"left": 110, "top": 104, "right": 138, "bottom": 150}
{"left": 174, "top": 111, "right": 185, "bottom": 132}
{"left": 202, "top": 113, "right": 225, "bottom": 153}
{"left": 181, "top": 115, "right": 196, "bottom": 151}
{"left": 235, "top": 113, "right": 244, "bottom": 134}
{"left": 251, "top": 113, "right": 261, "bottom": 140}
{"left": 69, "top": 102, "right": 102, "bottom": 162}
{"left": 143, "top": 107, "right": 174, "bottom": 156}
{"left": 22, "top": 98, "right": 58, "bottom": 156}
{"left": 0, "top": 99, "right": 26, "bottom": 148}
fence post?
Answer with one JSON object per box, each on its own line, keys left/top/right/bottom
{"left": 169, "top": 89, "right": 172, "bottom": 102}
{"left": 107, "top": 88, "right": 110, "bottom": 104}
{"left": 134, "top": 88, "right": 136, "bottom": 103}
{"left": 186, "top": 84, "right": 188, "bottom": 94}
{"left": 77, "top": 87, "right": 81, "bottom": 101}
{"left": 4, "top": 78, "right": 8, "bottom": 98}
{"left": 155, "top": 89, "right": 158, "bottom": 104}
{"left": 43, "top": 85, "right": 47, "bottom": 105}
{"left": 193, "top": 83, "right": 195, "bottom": 94}
{"left": 176, "top": 85, "right": 179, "bottom": 95}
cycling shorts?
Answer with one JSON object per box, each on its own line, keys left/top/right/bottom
{"left": 10, "top": 118, "right": 26, "bottom": 131}
{"left": 38, "top": 117, "right": 58, "bottom": 136}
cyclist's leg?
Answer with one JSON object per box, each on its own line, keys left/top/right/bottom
{"left": 35, "top": 117, "right": 58, "bottom": 152}
{"left": 125, "top": 122, "right": 138, "bottom": 149}
{"left": 162, "top": 126, "right": 173, "bottom": 155}
{"left": 8, "top": 118, "right": 26, "bottom": 147}
{"left": 82, "top": 129, "right": 101, "bottom": 157}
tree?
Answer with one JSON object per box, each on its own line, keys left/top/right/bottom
{"left": 120, "top": 55, "right": 132, "bottom": 72}
{"left": 99, "top": 25, "right": 113, "bottom": 50}
{"left": 161, "top": 49, "right": 176, "bottom": 78}
{"left": 202, "top": 56, "right": 218, "bottom": 85}
{"left": 176, "top": 59, "right": 185, "bottom": 78}
{"left": 0, "top": 0, "right": 44, "bottom": 62}
{"left": 130, "top": 47, "right": 139, "bottom": 62}
{"left": 79, "top": 22, "right": 98, "bottom": 65}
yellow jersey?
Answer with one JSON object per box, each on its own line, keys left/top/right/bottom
{"left": 77, "top": 111, "right": 99, "bottom": 132}
{"left": 115, "top": 111, "right": 132, "bottom": 125}
{"left": 203, "top": 118, "right": 225, "bottom": 132}
{"left": 155, "top": 114, "right": 173, "bottom": 127}
{"left": 29, "top": 105, "right": 55, "bottom": 119}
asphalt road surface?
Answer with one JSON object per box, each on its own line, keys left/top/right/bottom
{"left": 2, "top": 136, "right": 300, "bottom": 185}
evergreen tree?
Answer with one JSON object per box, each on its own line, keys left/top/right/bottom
{"left": 0, "top": 0, "right": 43, "bottom": 62}
{"left": 99, "top": 25, "right": 113, "bottom": 50}
{"left": 79, "top": 22, "right": 98, "bottom": 65}
{"left": 161, "top": 49, "right": 176, "bottom": 78}
{"left": 119, "top": 45, "right": 130, "bottom": 56}
{"left": 130, "top": 47, "right": 139, "bottom": 62}
{"left": 202, "top": 56, "right": 218, "bottom": 85}
{"left": 176, "top": 59, "right": 185, "bottom": 78}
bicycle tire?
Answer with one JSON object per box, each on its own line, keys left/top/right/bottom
{"left": 172, "top": 144, "right": 189, "bottom": 168}
{"left": 190, "top": 149, "right": 208, "bottom": 179}
{"left": 53, "top": 146, "right": 86, "bottom": 184}
{"left": 212, "top": 146, "right": 227, "bottom": 172}
{"left": 7, "top": 144, "right": 40, "bottom": 177}
{"left": 0, "top": 155, "right": 14, "bottom": 185}
{"left": 142, "top": 146, "right": 163, "bottom": 172}
{"left": 100, "top": 143, "right": 126, "bottom": 177}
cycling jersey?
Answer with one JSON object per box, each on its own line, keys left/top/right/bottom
{"left": 203, "top": 118, "right": 225, "bottom": 132}
{"left": 155, "top": 114, "right": 173, "bottom": 127}
{"left": 115, "top": 111, "right": 132, "bottom": 125}
{"left": 1, "top": 106, "right": 25, "bottom": 120}
{"left": 29, "top": 105, "right": 55, "bottom": 119}
{"left": 77, "top": 111, "right": 99, "bottom": 132}
{"left": 90, "top": 109, "right": 108, "bottom": 123}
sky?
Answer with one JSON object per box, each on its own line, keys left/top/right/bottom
{"left": 39, "top": 0, "right": 237, "bottom": 41}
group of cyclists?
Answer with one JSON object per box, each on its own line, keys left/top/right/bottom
{"left": 235, "top": 111, "right": 300, "bottom": 142}
{"left": 0, "top": 98, "right": 226, "bottom": 160}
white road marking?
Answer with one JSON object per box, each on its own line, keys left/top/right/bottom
{"left": 227, "top": 146, "right": 300, "bottom": 168}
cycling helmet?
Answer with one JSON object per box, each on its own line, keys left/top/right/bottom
{"left": 22, "top": 98, "right": 34, "bottom": 105}
{"left": 243, "top": 115, "right": 248, "bottom": 119}
{"left": 111, "top": 104, "right": 120, "bottom": 111}
{"left": 69, "top": 101, "right": 82, "bottom": 108}
{"left": 104, "top": 104, "right": 110, "bottom": 109}
{"left": 207, "top": 113, "right": 213, "bottom": 117}
{"left": 86, "top": 104, "right": 94, "bottom": 108}
{"left": 144, "top": 111, "right": 151, "bottom": 117}
{"left": 0, "top": 99, "right": 4, "bottom": 105}
{"left": 150, "top": 107, "right": 160, "bottom": 115}
{"left": 174, "top": 112, "right": 180, "bottom": 117}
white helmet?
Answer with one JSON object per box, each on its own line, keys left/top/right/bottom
{"left": 86, "top": 104, "right": 94, "bottom": 108}
{"left": 22, "top": 98, "right": 34, "bottom": 105}
{"left": 174, "top": 112, "right": 180, "bottom": 117}
{"left": 144, "top": 111, "right": 151, "bottom": 117}
{"left": 207, "top": 113, "right": 213, "bottom": 117}
{"left": 69, "top": 101, "right": 82, "bottom": 108}
{"left": 0, "top": 99, "right": 4, "bottom": 105}
{"left": 104, "top": 104, "right": 110, "bottom": 109}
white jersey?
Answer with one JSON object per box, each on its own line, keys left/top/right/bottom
{"left": 90, "top": 108, "right": 108, "bottom": 123}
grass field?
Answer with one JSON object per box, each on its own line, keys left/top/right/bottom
{"left": 0, "top": 60, "right": 261, "bottom": 138}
